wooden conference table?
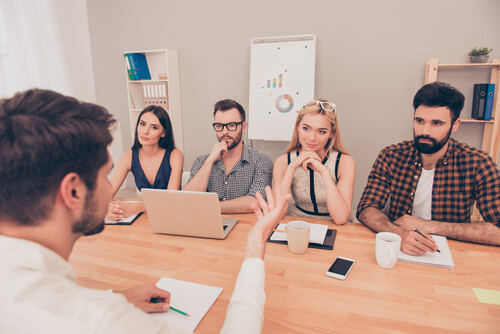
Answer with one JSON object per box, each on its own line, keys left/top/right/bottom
{"left": 70, "top": 213, "right": 500, "bottom": 333}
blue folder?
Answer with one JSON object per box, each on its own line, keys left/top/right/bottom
{"left": 127, "top": 53, "right": 151, "bottom": 80}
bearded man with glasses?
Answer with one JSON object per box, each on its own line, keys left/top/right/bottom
{"left": 184, "top": 99, "right": 273, "bottom": 213}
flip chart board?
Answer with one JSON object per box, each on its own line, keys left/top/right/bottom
{"left": 248, "top": 35, "right": 316, "bottom": 141}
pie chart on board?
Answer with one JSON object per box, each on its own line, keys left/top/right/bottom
{"left": 275, "top": 94, "right": 294, "bottom": 113}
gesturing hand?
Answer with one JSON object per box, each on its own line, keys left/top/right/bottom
{"left": 247, "top": 186, "right": 291, "bottom": 259}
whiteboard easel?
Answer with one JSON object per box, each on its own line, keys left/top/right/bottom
{"left": 248, "top": 34, "right": 316, "bottom": 141}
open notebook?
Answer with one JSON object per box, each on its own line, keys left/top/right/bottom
{"left": 398, "top": 235, "right": 454, "bottom": 268}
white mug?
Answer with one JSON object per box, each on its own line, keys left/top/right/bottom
{"left": 375, "top": 232, "right": 401, "bottom": 268}
{"left": 286, "top": 220, "right": 310, "bottom": 255}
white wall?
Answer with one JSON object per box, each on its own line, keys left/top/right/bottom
{"left": 53, "top": 0, "right": 124, "bottom": 178}
{"left": 53, "top": 0, "right": 96, "bottom": 102}
{"left": 83, "top": 0, "right": 500, "bottom": 209}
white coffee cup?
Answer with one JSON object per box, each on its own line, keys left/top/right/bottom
{"left": 375, "top": 232, "right": 401, "bottom": 268}
{"left": 286, "top": 220, "right": 310, "bottom": 255}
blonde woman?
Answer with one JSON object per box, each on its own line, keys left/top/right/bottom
{"left": 273, "top": 99, "right": 355, "bottom": 224}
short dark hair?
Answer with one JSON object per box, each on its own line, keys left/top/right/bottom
{"left": 0, "top": 89, "right": 115, "bottom": 225}
{"left": 413, "top": 81, "right": 465, "bottom": 123}
{"left": 213, "top": 99, "right": 246, "bottom": 122}
{"left": 132, "top": 105, "right": 175, "bottom": 151}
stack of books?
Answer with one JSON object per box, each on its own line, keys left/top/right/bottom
{"left": 471, "top": 83, "right": 495, "bottom": 120}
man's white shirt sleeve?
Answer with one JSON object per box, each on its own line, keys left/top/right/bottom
{"left": 220, "top": 258, "right": 265, "bottom": 334}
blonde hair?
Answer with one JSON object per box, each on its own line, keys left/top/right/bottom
{"left": 286, "top": 99, "right": 348, "bottom": 155}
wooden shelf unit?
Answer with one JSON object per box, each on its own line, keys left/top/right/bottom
{"left": 425, "top": 58, "right": 500, "bottom": 162}
{"left": 124, "top": 49, "right": 183, "bottom": 151}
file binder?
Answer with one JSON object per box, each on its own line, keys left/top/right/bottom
{"left": 471, "top": 83, "right": 489, "bottom": 120}
{"left": 127, "top": 53, "right": 151, "bottom": 80}
{"left": 484, "top": 84, "right": 495, "bottom": 121}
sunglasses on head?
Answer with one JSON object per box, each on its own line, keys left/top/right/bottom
{"left": 303, "top": 99, "right": 336, "bottom": 113}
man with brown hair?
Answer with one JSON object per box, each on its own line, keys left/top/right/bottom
{"left": 0, "top": 89, "right": 290, "bottom": 333}
{"left": 184, "top": 99, "right": 273, "bottom": 213}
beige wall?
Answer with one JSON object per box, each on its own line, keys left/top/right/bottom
{"left": 53, "top": 0, "right": 96, "bottom": 102}
{"left": 84, "top": 0, "right": 500, "bottom": 212}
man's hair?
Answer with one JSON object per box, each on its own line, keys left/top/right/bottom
{"left": 0, "top": 89, "right": 116, "bottom": 225}
{"left": 413, "top": 81, "right": 465, "bottom": 123}
{"left": 213, "top": 99, "right": 246, "bottom": 122}
{"left": 132, "top": 105, "right": 175, "bottom": 151}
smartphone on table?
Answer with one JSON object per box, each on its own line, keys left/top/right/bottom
{"left": 325, "top": 256, "right": 355, "bottom": 280}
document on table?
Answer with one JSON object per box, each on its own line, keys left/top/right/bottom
{"left": 104, "top": 213, "right": 141, "bottom": 225}
{"left": 270, "top": 223, "right": 329, "bottom": 245}
{"left": 398, "top": 235, "right": 454, "bottom": 268}
{"left": 104, "top": 201, "right": 142, "bottom": 225}
{"left": 151, "top": 277, "right": 223, "bottom": 333}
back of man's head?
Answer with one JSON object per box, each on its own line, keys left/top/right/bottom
{"left": 413, "top": 81, "right": 465, "bottom": 122}
{"left": 0, "top": 89, "right": 115, "bottom": 226}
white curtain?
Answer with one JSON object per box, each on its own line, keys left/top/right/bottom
{"left": 0, "top": 0, "right": 74, "bottom": 98}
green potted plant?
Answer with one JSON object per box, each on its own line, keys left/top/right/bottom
{"left": 468, "top": 47, "right": 492, "bottom": 63}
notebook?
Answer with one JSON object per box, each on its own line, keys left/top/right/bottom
{"left": 105, "top": 212, "right": 143, "bottom": 225}
{"left": 398, "top": 235, "right": 454, "bottom": 268}
{"left": 141, "top": 189, "right": 238, "bottom": 239}
{"left": 268, "top": 223, "right": 337, "bottom": 250}
{"left": 270, "top": 223, "right": 329, "bottom": 244}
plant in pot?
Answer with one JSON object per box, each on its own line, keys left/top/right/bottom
{"left": 468, "top": 47, "right": 492, "bottom": 63}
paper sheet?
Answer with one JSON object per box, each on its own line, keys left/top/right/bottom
{"left": 105, "top": 213, "right": 140, "bottom": 224}
{"left": 151, "top": 277, "right": 223, "bottom": 333}
{"left": 473, "top": 288, "right": 500, "bottom": 306}
{"left": 270, "top": 223, "right": 328, "bottom": 245}
{"left": 104, "top": 201, "right": 142, "bottom": 224}
{"left": 398, "top": 235, "right": 454, "bottom": 268}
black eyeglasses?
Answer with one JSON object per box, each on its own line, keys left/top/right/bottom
{"left": 212, "top": 122, "right": 243, "bottom": 132}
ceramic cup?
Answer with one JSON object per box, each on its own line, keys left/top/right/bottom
{"left": 286, "top": 220, "right": 310, "bottom": 255}
{"left": 375, "top": 232, "right": 401, "bottom": 268}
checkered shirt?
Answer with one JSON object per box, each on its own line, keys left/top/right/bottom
{"left": 189, "top": 142, "right": 273, "bottom": 201}
{"left": 357, "top": 138, "right": 500, "bottom": 226}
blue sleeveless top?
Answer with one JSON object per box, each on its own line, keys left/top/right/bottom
{"left": 131, "top": 149, "right": 172, "bottom": 191}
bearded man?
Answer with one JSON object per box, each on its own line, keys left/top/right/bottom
{"left": 184, "top": 99, "right": 272, "bottom": 213}
{"left": 357, "top": 82, "right": 500, "bottom": 255}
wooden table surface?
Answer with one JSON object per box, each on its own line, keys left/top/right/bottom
{"left": 69, "top": 213, "right": 500, "bottom": 333}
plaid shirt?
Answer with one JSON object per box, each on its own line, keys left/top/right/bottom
{"left": 357, "top": 139, "right": 500, "bottom": 226}
{"left": 189, "top": 142, "right": 273, "bottom": 201}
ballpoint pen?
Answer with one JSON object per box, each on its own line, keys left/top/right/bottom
{"left": 150, "top": 298, "right": 190, "bottom": 317}
{"left": 413, "top": 228, "right": 440, "bottom": 253}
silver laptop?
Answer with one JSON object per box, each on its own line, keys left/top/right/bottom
{"left": 141, "top": 189, "right": 239, "bottom": 239}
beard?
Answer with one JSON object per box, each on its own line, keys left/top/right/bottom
{"left": 413, "top": 126, "right": 452, "bottom": 155}
{"left": 218, "top": 130, "right": 242, "bottom": 150}
{"left": 72, "top": 188, "right": 105, "bottom": 236}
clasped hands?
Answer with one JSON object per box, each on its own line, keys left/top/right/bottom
{"left": 291, "top": 151, "right": 327, "bottom": 174}
{"left": 393, "top": 215, "right": 440, "bottom": 256}
{"left": 106, "top": 200, "right": 140, "bottom": 221}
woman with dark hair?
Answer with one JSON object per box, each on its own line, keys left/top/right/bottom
{"left": 106, "top": 105, "right": 183, "bottom": 220}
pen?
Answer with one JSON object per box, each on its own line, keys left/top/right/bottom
{"left": 413, "top": 228, "right": 440, "bottom": 253}
{"left": 273, "top": 229, "right": 286, "bottom": 233}
{"left": 150, "top": 298, "right": 190, "bottom": 317}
